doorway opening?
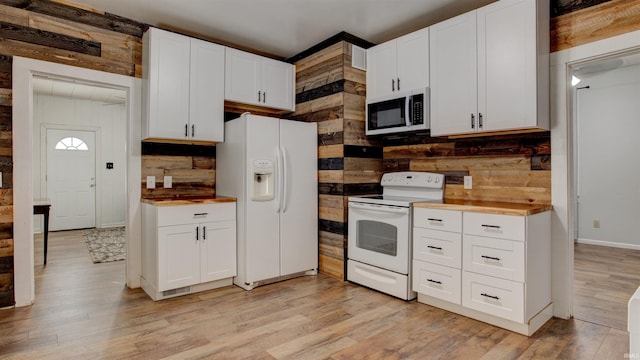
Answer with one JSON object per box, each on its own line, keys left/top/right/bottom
{"left": 570, "top": 50, "right": 640, "bottom": 330}
{"left": 13, "top": 57, "right": 141, "bottom": 307}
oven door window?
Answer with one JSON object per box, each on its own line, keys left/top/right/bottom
{"left": 368, "top": 97, "right": 406, "bottom": 130}
{"left": 356, "top": 220, "right": 398, "bottom": 256}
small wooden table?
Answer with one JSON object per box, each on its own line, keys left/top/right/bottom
{"left": 33, "top": 199, "right": 51, "bottom": 265}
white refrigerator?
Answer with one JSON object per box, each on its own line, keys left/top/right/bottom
{"left": 216, "top": 113, "right": 318, "bottom": 290}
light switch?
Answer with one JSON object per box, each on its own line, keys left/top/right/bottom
{"left": 163, "top": 175, "right": 172, "bottom": 188}
{"left": 146, "top": 176, "right": 156, "bottom": 189}
{"left": 464, "top": 176, "right": 472, "bottom": 190}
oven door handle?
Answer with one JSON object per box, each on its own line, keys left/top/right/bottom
{"left": 349, "top": 202, "right": 409, "bottom": 214}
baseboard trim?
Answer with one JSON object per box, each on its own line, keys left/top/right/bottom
{"left": 575, "top": 238, "right": 640, "bottom": 250}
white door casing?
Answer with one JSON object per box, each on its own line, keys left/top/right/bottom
{"left": 550, "top": 29, "right": 640, "bottom": 318}
{"left": 13, "top": 57, "right": 142, "bottom": 307}
{"left": 46, "top": 129, "right": 96, "bottom": 231}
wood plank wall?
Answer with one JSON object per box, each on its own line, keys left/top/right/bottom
{"left": 382, "top": 131, "right": 551, "bottom": 204}
{"left": 0, "top": 1, "right": 145, "bottom": 308}
{"left": 0, "top": 0, "right": 639, "bottom": 306}
{"left": 551, "top": 0, "right": 640, "bottom": 51}
{"left": 289, "top": 41, "right": 381, "bottom": 280}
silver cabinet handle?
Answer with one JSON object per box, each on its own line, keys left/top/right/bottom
{"left": 194, "top": 212, "right": 208, "bottom": 217}
{"left": 481, "top": 224, "right": 501, "bottom": 229}
{"left": 397, "top": 77, "right": 400, "bottom": 91}
{"left": 427, "top": 245, "right": 443, "bottom": 251}
{"left": 471, "top": 114, "right": 475, "bottom": 129}
{"left": 203, "top": 226, "right": 206, "bottom": 240}
{"left": 427, "top": 218, "right": 443, "bottom": 222}
{"left": 479, "top": 113, "right": 483, "bottom": 129}
{"left": 185, "top": 124, "right": 188, "bottom": 137}
{"left": 427, "top": 279, "right": 442, "bottom": 285}
{"left": 481, "top": 255, "right": 501, "bottom": 261}
{"left": 191, "top": 124, "right": 195, "bottom": 137}
{"left": 263, "top": 92, "right": 266, "bottom": 103}
{"left": 196, "top": 226, "right": 199, "bottom": 241}
{"left": 392, "top": 79, "right": 395, "bottom": 92}
{"left": 258, "top": 91, "right": 261, "bottom": 102}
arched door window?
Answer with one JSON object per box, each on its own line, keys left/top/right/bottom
{"left": 55, "top": 137, "right": 89, "bottom": 151}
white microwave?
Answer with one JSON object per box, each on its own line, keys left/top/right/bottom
{"left": 366, "top": 88, "right": 429, "bottom": 136}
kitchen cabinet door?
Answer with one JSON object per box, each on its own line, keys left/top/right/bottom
{"left": 200, "top": 220, "right": 237, "bottom": 283}
{"left": 145, "top": 28, "right": 191, "bottom": 140}
{"left": 366, "top": 40, "right": 397, "bottom": 99}
{"left": 262, "top": 58, "right": 295, "bottom": 111}
{"left": 157, "top": 224, "right": 200, "bottom": 291}
{"left": 143, "top": 27, "right": 225, "bottom": 142}
{"left": 225, "top": 48, "right": 295, "bottom": 111}
{"left": 478, "top": 0, "right": 540, "bottom": 132}
{"left": 430, "top": 10, "right": 478, "bottom": 136}
{"left": 189, "top": 38, "right": 225, "bottom": 142}
{"left": 396, "top": 27, "right": 430, "bottom": 94}
{"left": 367, "top": 27, "right": 429, "bottom": 101}
{"left": 225, "top": 48, "right": 262, "bottom": 106}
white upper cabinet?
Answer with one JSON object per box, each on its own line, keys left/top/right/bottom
{"left": 367, "top": 27, "right": 429, "bottom": 100}
{"left": 430, "top": 10, "right": 478, "bottom": 136}
{"left": 225, "top": 47, "right": 295, "bottom": 111}
{"left": 143, "top": 27, "right": 225, "bottom": 142}
{"left": 430, "top": 0, "right": 549, "bottom": 136}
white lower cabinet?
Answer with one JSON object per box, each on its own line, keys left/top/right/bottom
{"left": 142, "top": 202, "right": 236, "bottom": 300}
{"left": 413, "top": 206, "right": 551, "bottom": 335}
{"left": 413, "top": 260, "right": 461, "bottom": 305}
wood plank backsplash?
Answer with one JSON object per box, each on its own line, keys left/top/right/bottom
{"left": 382, "top": 131, "right": 551, "bottom": 205}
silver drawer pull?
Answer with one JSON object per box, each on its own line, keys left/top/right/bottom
{"left": 481, "top": 293, "right": 500, "bottom": 300}
{"left": 481, "top": 255, "right": 501, "bottom": 262}
{"left": 427, "top": 218, "right": 443, "bottom": 222}
{"left": 481, "top": 224, "right": 501, "bottom": 229}
{"left": 194, "top": 212, "right": 208, "bottom": 217}
{"left": 427, "top": 279, "right": 442, "bottom": 285}
{"left": 427, "top": 245, "right": 443, "bottom": 251}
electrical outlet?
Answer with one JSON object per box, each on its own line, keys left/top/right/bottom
{"left": 593, "top": 220, "right": 600, "bottom": 228}
{"left": 146, "top": 176, "right": 156, "bottom": 189}
{"left": 463, "top": 176, "right": 472, "bottom": 189}
{"left": 164, "top": 175, "right": 172, "bottom": 188}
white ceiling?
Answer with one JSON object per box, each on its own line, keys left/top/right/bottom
{"left": 69, "top": 0, "right": 496, "bottom": 58}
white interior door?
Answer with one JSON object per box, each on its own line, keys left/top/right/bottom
{"left": 46, "top": 129, "right": 96, "bottom": 231}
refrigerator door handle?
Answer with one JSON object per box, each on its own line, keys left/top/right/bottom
{"left": 275, "top": 146, "right": 282, "bottom": 213}
{"left": 282, "top": 146, "right": 289, "bottom": 213}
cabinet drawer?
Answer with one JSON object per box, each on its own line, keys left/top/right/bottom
{"left": 157, "top": 203, "right": 235, "bottom": 227}
{"left": 413, "top": 227, "right": 462, "bottom": 268}
{"left": 463, "top": 212, "right": 525, "bottom": 241}
{"left": 462, "top": 271, "right": 524, "bottom": 323}
{"left": 414, "top": 208, "right": 462, "bottom": 233}
{"left": 463, "top": 235, "right": 525, "bottom": 282}
{"left": 413, "top": 260, "right": 461, "bottom": 305}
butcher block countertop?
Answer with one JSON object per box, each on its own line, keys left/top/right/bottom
{"left": 141, "top": 196, "right": 236, "bottom": 206}
{"left": 413, "top": 199, "right": 552, "bottom": 216}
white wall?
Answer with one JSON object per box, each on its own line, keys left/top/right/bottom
{"left": 576, "top": 63, "right": 640, "bottom": 248}
{"left": 32, "top": 94, "right": 127, "bottom": 230}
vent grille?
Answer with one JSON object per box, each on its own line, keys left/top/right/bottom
{"left": 162, "top": 286, "right": 190, "bottom": 297}
{"left": 352, "top": 45, "right": 367, "bottom": 71}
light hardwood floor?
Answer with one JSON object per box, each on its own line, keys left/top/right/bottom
{"left": 573, "top": 242, "right": 640, "bottom": 331}
{"left": 0, "top": 230, "right": 631, "bottom": 359}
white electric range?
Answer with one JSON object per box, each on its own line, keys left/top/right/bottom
{"left": 347, "top": 171, "right": 445, "bottom": 300}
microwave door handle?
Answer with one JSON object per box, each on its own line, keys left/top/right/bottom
{"left": 406, "top": 96, "right": 412, "bottom": 126}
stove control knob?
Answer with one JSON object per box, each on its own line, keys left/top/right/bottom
{"left": 428, "top": 176, "right": 433, "bottom": 183}
{"left": 435, "top": 177, "right": 441, "bottom": 183}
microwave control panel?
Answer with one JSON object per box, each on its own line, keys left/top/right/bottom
{"left": 411, "top": 94, "right": 424, "bottom": 125}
